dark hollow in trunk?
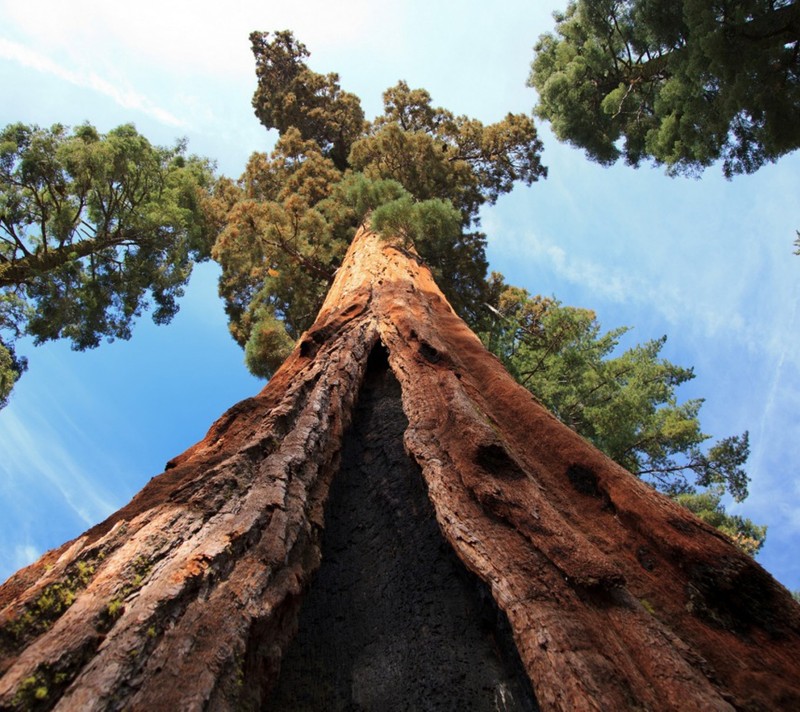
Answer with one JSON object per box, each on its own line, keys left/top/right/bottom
{"left": 268, "top": 346, "right": 538, "bottom": 710}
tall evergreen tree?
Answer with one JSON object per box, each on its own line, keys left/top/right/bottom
{"left": 482, "top": 279, "right": 765, "bottom": 553}
{"left": 213, "top": 30, "right": 764, "bottom": 553}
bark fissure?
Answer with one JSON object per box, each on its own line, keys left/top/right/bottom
{"left": 267, "top": 344, "right": 538, "bottom": 710}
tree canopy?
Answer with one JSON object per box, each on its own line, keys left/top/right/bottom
{"left": 210, "top": 30, "right": 547, "bottom": 377}
{"left": 0, "top": 122, "right": 216, "bottom": 406}
{"left": 529, "top": 0, "right": 800, "bottom": 176}
{"left": 482, "top": 277, "right": 765, "bottom": 553}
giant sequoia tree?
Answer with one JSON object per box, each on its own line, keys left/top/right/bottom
{"left": 214, "top": 31, "right": 751, "bottom": 533}
{"left": 211, "top": 30, "right": 546, "bottom": 380}
{"left": 1, "top": 225, "right": 799, "bottom": 710}
{"left": 1, "top": 30, "right": 800, "bottom": 711}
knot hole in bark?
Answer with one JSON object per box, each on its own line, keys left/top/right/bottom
{"left": 476, "top": 443, "right": 527, "bottom": 480}
{"left": 686, "top": 559, "right": 800, "bottom": 637}
{"left": 566, "top": 464, "right": 615, "bottom": 513}
{"left": 418, "top": 341, "right": 441, "bottom": 364}
{"left": 407, "top": 328, "right": 443, "bottom": 365}
{"left": 300, "top": 323, "right": 338, "bottom": 359}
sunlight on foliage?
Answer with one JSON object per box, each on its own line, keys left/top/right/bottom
{"left": 207, "top": 31, "right": 547, "bottom": 377}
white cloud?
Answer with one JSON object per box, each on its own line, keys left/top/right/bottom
{"left": 755, "top": 316, "right": 794, "bottom": 461}
{"left": 1, "top": 0, "right": 396, "bottom": 78}
{"left": 14, "top": 544, "right": 40, "bottom": 571}
{"left": 0, "top": 392, "right": 120, "bottom": 526}
{"left": 501, "top": 229, "right": 715, "bottom": 331}
{"left": 519, "top": 232, "right": 634, "bottom": 304}
{"left": 0, "top": 38, "right": 186, "bottom": 127}
{"left": 490, "top": 218, "right": 799, "bottom": 370}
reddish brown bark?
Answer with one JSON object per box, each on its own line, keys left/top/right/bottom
{"left": 1, "top": 226, "right": 799, "bottom": 710}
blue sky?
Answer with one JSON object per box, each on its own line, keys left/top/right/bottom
{"left": 0, "top": 1, "right": 798, "bottom": 590}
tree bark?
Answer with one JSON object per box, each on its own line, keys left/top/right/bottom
{"left": 1, "top": 225, "right": 799, "bottom": 710}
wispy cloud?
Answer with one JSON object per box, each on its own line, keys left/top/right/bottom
{"left": 0, "top": 541, "right": 42, "bottom": 583}
{"left": 0, "top": 351, "right": 128, "bottom": 531}
{"left": 0, "top": 405, "right": 118, "bottom": 526}
{"left": 502, "top": 229, "right": 706, "bottom": 326}
{"left": 0, "top": 38, "right": 186, "bottom": 127}
{"left": 1, "top": 0, "right": 395, "bottom": 78}
{"left": 754, "top": 310, "right": 795, "bottom": 467}
{"left": 516, "top": 232, "right": 636, "bottom": 304}
{"left": 13, "top": 544, "right": 40, "bottom": 571}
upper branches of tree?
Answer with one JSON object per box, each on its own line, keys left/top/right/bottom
{"left": 212, "top": 30, "right": 766, "bottom": 555}
{"left": 0, "top": 122, "right": 217, "bottom": 407}
{"left": 529, "top": 0, "right": 800, "bottom": 176}
{"left": 209, "top": 30, "right": 547, "bottom": 378}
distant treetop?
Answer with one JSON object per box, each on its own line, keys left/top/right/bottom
{"left": 0, "top": 122, "right": 216, "bottom": 407}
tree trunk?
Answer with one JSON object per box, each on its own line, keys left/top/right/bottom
{"left": 1, "top": 226, "right": 799, "bottom": 711}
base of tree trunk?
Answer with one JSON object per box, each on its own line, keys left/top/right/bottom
{"left": 1, "top": 227, "right": 799, "bottom": 711}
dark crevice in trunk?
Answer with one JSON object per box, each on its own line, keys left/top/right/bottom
{"left": 266, "top": 343, "right": 539, "bottom": 711}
